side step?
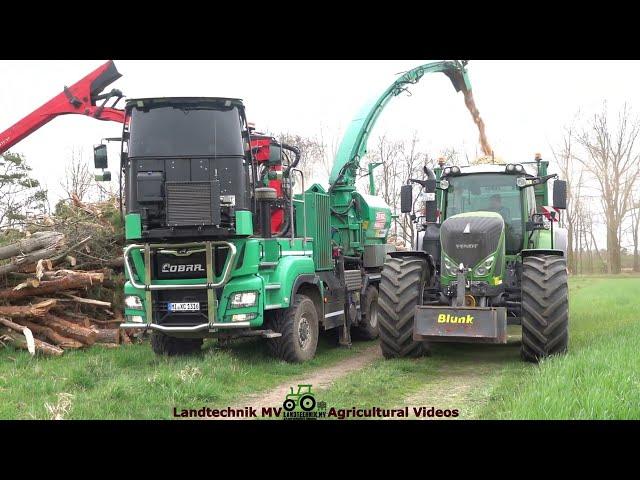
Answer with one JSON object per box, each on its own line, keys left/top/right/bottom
{"left": 234, "top": 329, "right": 282, "bottom": 339}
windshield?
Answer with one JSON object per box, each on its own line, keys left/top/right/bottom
{"left": 444, "top": 173, "right": 523, "bottom": 254}
{"left": 128, "top": 106, "right": 244, "bottom": 157}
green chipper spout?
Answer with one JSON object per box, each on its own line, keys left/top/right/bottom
{"left": 328, "top": 60, "right": 472, "bottom": 190}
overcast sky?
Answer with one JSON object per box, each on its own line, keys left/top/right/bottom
{"left": 1, "top": 60, "right": 639, "bottom": 245}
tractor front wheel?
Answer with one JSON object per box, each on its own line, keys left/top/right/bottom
{"left": 267, "top": 294, "right": 319, "bottom": 363}
{"left": 378, "top": 256, "right": 430, "bottom": 359}
{"left": 150, "top": 332, "right": 203, "bottom": 356}
{"left": 521, "top": 254, "right": 569, "bottom": 362}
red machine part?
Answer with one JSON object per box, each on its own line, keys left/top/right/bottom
{"left": 0, "top": 61, "right": 125, "bottom": 155}
{"left": 250, "top": 134, "right": 285, "bottom": 235}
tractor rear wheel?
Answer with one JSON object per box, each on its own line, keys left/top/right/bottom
{"left": 521, "top": 254, "right": 569, "bottom": 362}
{"left": 266, "top": 294, "right": 319, "bottom": 363}
{"left": 378, "top": 256, "right": 430, "bottom": 359}
{"left": 150, "top": 332, "right": 203, "bottom": 356}
{"left": 352, "top": 285, "right": 380, "bottom": 340}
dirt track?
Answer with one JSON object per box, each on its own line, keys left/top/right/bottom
{"left": 224, "top": 344, "right": 382, "bottom": 416}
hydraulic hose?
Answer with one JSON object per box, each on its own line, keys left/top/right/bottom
{"left": 282, "top": 144, "right": 301, "bottom": 177}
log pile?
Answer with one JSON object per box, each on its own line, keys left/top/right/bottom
{"left": 0, "top": 226, "right": 130, "bottom": 356}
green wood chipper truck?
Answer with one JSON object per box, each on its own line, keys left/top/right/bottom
{"left": 109, "top": 61, "right": 475, "bottom": 361}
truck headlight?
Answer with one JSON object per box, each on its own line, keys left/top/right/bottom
{"left": 125, "top": 295, "right": 143, "bottom": 309}
{"left": 230, "top": 291, "right": 258, "bottom": 308}
{"left": 228, "top": 313, "right": 258, "bottom": 322}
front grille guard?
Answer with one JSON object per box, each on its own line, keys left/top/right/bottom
{"left": 122, "top": 241, "right": 237, "bottom": 329}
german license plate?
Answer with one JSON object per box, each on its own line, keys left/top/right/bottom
{"left": 168, "top": 302, "right": 200, "bottom": 312}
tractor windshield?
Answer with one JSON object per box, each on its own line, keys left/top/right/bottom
{"left": 444, "top": 173, "right": 523, "bottom": 254}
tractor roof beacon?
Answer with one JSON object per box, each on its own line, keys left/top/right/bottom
{"left": 378, "top": 143, "right": 570, "bottom": 361}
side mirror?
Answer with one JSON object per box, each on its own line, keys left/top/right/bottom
{"left": 400, "top": 184, "right": 413, "bottom": 213}
{"left": 553, "top": 180, "right": 567, "bottom": 210}
{"left": 94, "top": 144, "right": 108, "bottom": 169}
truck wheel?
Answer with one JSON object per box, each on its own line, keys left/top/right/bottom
{"left": 150, "top": 332, "right": 203, "bottom": 356}
{"left": 352, "top": 285, "right": 380, "bottom": 340}
{"left": 521, "top": 255, "right": 569, "bottom": 362}
{"left": 267, "top": 294, "right": 319, "bottom": 363}
{"left": 378, "top": 257, "right": 430, "bottom": 359}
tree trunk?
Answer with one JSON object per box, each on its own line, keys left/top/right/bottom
{"left": 0, "top": 232, "right": 64, "bottom": 260}
{"left": 0, "top": 272, "right": 104, "bottom": 301}
{"left": 11, "top": 319, "right": 84, "bottom": 349}
{"left": 0, "top": 324, "right": 64, "bottom": 356}
{"left": 0, "top": 299, "right": 57, "bottom": 318}
{"left": 34, "top": 314, "right": 98, "bottom": 346}
{"left": 95, "top": 328, "right": 120, "bottom": 344}
{"left": 567, "top": 225, "right": 574, "bottom": 274}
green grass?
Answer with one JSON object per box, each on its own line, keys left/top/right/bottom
{"left": 478, "top": 276, "right": 640, "bottom": 419}
{"left": 2, "top": 275, "right": 638, "bottom": 419}
{"left": 0, "top": 333, "right": 373, "bottom": 419}
{"left": 316, "top": 275, "right": 640, "bottom": 420}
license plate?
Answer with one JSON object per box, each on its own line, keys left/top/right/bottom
{"left": 168, "top": 302, "right": 200, "bottom": 312}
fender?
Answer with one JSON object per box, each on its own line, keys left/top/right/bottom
{"left": 521, "top": 249, "right": 564, "bottom": 257}
{"left": 291, "top": 274, "right": 324, "bottom": 318}
{"left": 387, "top": 251, "right": 436, "bottom": 281}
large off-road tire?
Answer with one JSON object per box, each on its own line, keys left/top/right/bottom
{"left": 521, "top": 255, "right": 569, "bottom": 363}
{"left": 266, "top": 294, "right": 319, "bottom": 363}
{"left": 352, "top": 285, "right": 380, "bottom": 341}
{"left": 378, "top": 256, "right": 430, "bottom": 359}
{"left": 150, "top": 332, "right": 203, "bottom": 356}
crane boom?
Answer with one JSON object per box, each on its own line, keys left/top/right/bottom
{"left": 329, "top": 60, "right": 472, "bottom": 189}
{"left": 0, "top": 61, "right": 125, "bottom": 155}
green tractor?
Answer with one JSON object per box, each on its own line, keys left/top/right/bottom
{"left": 378, "top": 160, "right": 570, "bottom": 362}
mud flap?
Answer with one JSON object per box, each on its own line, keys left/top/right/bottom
{"left": 413, "top": 306, "right": 507, "bottom": 344}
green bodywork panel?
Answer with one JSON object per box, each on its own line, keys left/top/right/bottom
{"left": 235, "top": 210, "right": 253, "bottom": 236}
{"left": 126, "top": 213, "right": 142, "bottom": 240}
{"left": 124, "top": 236, "right": 318, "bottom": 328}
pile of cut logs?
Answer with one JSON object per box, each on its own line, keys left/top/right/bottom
{"left": 0, "top": 231, "right": 131, "bottom": 356}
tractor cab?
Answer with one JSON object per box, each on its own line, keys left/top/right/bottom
{"left": 399, "top": 159, "right": 567, "bottom": 313}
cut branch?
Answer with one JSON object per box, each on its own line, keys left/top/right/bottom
{"left": 0, "top": 272, "right": 104, "bottom": 301}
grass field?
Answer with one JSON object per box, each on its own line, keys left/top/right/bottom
{"left": 0, "top": 333, "right": 373, "bottom": 419}
{"left": 1, "top": 276, "right": 638, "bottom": 420}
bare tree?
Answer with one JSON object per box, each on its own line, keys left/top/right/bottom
{"left": 551, "top": 119, "right": 582, "bottom": 273}
{"left": 576, "top": 102, "right": 640, "bottom": 274}
{"left": 60, "top": 148, "right": 93, "bottom": 203}
{"left": 629, "top": 191, "right": 640, "bottom": 272}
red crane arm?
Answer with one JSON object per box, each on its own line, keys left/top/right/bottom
{"left": 0, "top": 60, "right": 125, "bottom": 155}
